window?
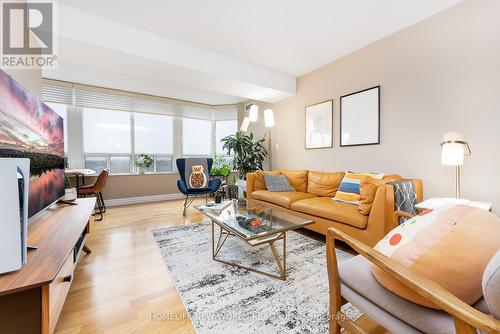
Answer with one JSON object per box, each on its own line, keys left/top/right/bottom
{"left": 215, "top": 120, "right": 237, "bottom": 154}
{"left": 110, "top": 156, "right": 131, "bottom": 174}
{"left": 84, "top": 156, "right": 107, "bottom": 174}
{"left": 134, "top": 113, "right": 173, "bottom": 154}
{"left": 83, "top": 108, "right": 131, "bottom": 154}
{"left": 46, "top": 102, "right": 68, "bottom": 153}
{"left": 156, "top": 156, "right": 173, "bottom": 172}
{"left": 182, "top": 118, "right": 212, "bottom": 155}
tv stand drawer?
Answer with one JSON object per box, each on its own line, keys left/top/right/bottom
{"left": 48, "top": 254, "right": 74, "bottom": 333}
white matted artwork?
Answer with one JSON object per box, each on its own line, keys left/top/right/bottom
{"left": 305, "top": 100, "right": 333, "bottom": 149}
{"left": 340, "top": 86, "right": 380, "bottom": 147}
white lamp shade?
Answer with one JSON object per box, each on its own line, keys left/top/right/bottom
{"left": 249, "top": 104, "right": 258, "bottom": 122}
{"left": 441, "top": 132, "right": 465, "bottom": 166}
{"left": 264, "top": 109, "right": 275, "bottom": 128}
{"left": 240, "top": 117, "right": 250, "bottom": 132}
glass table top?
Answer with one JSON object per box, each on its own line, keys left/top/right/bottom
{"left": 195, "top": 201, "right": 313, "bottom": 241}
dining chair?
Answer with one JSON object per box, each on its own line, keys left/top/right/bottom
{"left": 78, "top": 169, "right": 109, "bottom": 221}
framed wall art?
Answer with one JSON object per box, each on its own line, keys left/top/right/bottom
{"left": 305, "top": 99, "right": 333, "bottom": 149}
{"left": 340, "top": 86, "right": 380, "bottom": 147}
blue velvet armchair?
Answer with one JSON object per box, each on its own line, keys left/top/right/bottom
{"left": 176, "top": 158, "right": 221, "bottom": 215}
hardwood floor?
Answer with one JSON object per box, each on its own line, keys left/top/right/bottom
{"left": 55, "top": 199, "right": 385, "bottom": 334}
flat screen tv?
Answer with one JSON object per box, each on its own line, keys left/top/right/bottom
{"left": 0, "top": 70, "right": 65, "bottom": 218}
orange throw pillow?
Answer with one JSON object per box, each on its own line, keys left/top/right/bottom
{"left": 254, "top": 170, "right": 280, "bottom": 191}
{"left": 359, "top": 175, "right": 401, "bottom": 215}
{"left": 372, "top": 205, "right": 500, "bottom": 309}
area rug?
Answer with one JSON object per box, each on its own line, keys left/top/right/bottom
{"left": 152, "top": 223, "right": 362, "bottom": 334}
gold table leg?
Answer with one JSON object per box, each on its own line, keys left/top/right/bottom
{"left": 211, "top": 220, "right": 287, "bottom": 280}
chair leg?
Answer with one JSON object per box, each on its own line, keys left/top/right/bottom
{"left": 183, "top": 195, "right": 189, "bottom": 216}
{"left": 94, "top": 193, "right": 104, "bottom": 221}
{"left": 99, "top": 192, "right": 106, "bottom": 213}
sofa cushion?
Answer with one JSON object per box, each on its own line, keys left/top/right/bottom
{"left": 340, "top": 255, "right": 489, "bottom": 334}
{"left": 280, "top": 170, "right": 308, "bottom": 192}
{"left": 254, "top": 170, "right": 280, "bottom": 191}
{"left": 251, "top": 190, "right": 316, "bottom": 209}
{"left": 307, "top": 171, "right": 345, "bottom": 197}
{"left": 483, "top": 250, "right": 500, "bottom": 319}
{"left": 372, "top": 205, "right": 500, "bottom": 309}
{"left": 291, "top": 197, "right": 368, "bottom": 229}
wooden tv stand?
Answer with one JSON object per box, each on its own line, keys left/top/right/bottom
{"left": 0, "top": 198, "right": 96, "bottom": 334}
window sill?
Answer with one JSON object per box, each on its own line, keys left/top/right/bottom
{"left": 108, "top": 172, "right": 178, "bottom": 177}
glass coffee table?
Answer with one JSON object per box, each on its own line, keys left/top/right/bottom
{"left": 195, "top": 201, "right": 313, "bottom": 280}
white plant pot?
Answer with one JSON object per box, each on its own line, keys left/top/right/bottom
{"left": 137, "top": 166, "right": 146, "bottom": 174}
{"left": 63, "top": 188, "right": 77, "bottom": 201}
{"left": 237, "top": 179, "right": 247, "bottom": 202}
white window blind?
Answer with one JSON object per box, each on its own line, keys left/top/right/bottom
{"left": 41, "top": 79, "right": 73, "bottom": 105}
{"left": 182, "top": 118, "right": 212, "bottom": 155}
{"left": 134, "top": 113, "right": 173, "bottom": 154}
{"left": 83, "top": 108, "right": 132, "bottom": 154}
{"left": 42, "top": 80, "right": 238, "bottom": 121}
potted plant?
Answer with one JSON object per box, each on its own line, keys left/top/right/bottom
{"left": 63, "top": 175, "right": 77, "bottom": 201}
{"left": 210, "top": 153, "right": 232, "bottom": 178}
{"left": 227, "top": 176, "right": 238, "bottom": 199}
{"left": 134, "top": 154, "right": 154, "bottom": 174}
{"left": 221, "top": 131, "right": 268, "bottom": 201}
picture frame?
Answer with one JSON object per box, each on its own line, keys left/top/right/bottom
{"left": 305, "top": 99, "right": 333, "bottom": 149}
{"left": 340, "top": 86, "right": 380, "bottom": 147}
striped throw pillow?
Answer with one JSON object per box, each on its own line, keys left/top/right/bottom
{"left": 333, "top": 172, "right": 384, "bottom": 205}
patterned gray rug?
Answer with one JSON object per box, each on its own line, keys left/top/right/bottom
{"left": 152, "top": 223, "right": 362, "bottom": 334}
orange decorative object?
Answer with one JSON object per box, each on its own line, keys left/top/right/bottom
{"left": 250, "top": 219, "right": 263, "bottom": 228}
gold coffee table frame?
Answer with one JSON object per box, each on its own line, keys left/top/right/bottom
{"left": 198, "top": 203, "right": 313, "bottom": 281}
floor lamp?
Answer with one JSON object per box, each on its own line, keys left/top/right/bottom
{"left": 440, "top": 132, "right": 471, "bottom": 198}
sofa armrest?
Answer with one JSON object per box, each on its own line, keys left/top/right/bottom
{"left": 246, "top": 172, "right": 257, "bottom": 201}
{"left": 367, "top": 178, "right": 424, "bottom": 241}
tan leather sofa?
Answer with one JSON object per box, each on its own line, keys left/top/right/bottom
{"left": 246, "top": 170, "right": 423, "bottom": 247}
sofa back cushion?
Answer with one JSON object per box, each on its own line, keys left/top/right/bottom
{"left": 254, "top": 170, "right": 280, "bottom": 191}
{"left": 483, "top": 251, "right": 500, "bottom": 319}
{"left": 372, "top": 205, "right": 500, "bottom": 309}
{"left": 280, "top": 170, "right": 308, "bottom": 192}
{"left": 307, "top": 171, "right": 345, "bottom": 197}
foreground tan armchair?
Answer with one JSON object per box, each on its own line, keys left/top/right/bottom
{"left": 326, "top": 227, "right": 500, "bottom": 334}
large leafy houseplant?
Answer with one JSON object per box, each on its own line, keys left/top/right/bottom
{"left": 221, "top": 131, "right": 268, "bottom": 179}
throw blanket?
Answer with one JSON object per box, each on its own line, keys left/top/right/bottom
{"left": 389, "top": 180, "right": 418, "bottom": 224}
{"left": 184, "top": 158, "right": 209, "bottom": 189}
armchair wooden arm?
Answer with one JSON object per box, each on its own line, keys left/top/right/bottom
{"left": 326, "top": 227, "right": 500, "bottom": 334}
{"left": 393, "top": 210, "right": 416, "bottom": 225}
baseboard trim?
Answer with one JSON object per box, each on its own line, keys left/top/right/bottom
{"left": 106, "top": 193, "right": 185, "bottom": 207}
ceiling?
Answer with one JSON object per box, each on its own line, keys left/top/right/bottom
{"left": 45, "top": 0, "right": 462, "bottom": 104}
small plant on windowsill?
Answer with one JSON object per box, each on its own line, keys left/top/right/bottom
{"left": 135, "top": 154, "right": 154, "bottom": 174}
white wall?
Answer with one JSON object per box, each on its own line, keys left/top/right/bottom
{"left": 272, "top": 0, "right": 500, "bottom": 211}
